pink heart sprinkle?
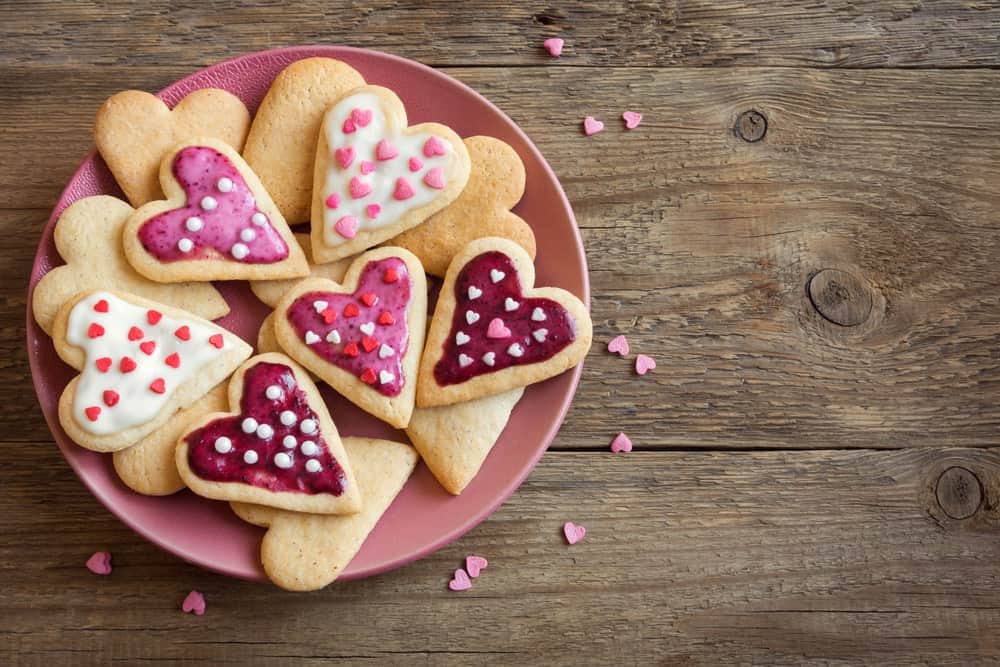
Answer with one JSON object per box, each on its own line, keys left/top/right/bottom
{"left": 349, "top": 176, "right": 372, "bottom": 199}
{"left": 583, "top": 116, "right": 604, "bottom": 136}
{"left": 360, "top": 160, "right": 375, "bottom": 175}
{"left": 466, "top": 555, "right": 488, "bottom": 578}
{"left": 486, "top": 317, "right": 511, "bottom": 339}
{"left": 408, "top": 156, "right": 423, "bottom": 172}
{"left": 423, "top": 136, "right": 446, "bottom": 157}
{"left": 635, "top": 354, "right": 656, "bottom": 375}
{"left": 610, "top": 432, "right": 633, "bottom": 453}
{"left": 607, "top": 334, "right": 629, "bottom": 356}
{"left": 334, "top": 146, "right": 355, "bottom": 169}
{"left": 181, "top": 590, "right": 206, "bottom": 616}
{"left": 366, "top": 203, "right": 381, "bottom": 219}
{"left": 423, "top": 167, "right": 445, "bottom": 189}
{"left": 376, "top": 139, "right": 399, "bottom": 161}
{"left": 342, "top": 118, "right": 356, "bottom": 134}
{"left": 543, "top": 37, "right": 564, "bottom": 57}
{"left": 86, "top": 551, "right": 112, "bottom": 575}
{"left": 394, "top": 178, "right": 415, "bottom": 200}
{"left": 622, "top": 111, "right": 643, "bottom": 129}
{"left": 563, "top": 521, "right": 586, "bottom": 545}
{"left": 324, "top": 193, "right": 340, "bottom": 209}
{"left": 334, "top": 215, "right": 358, "bottom": 239}
{"left": 448, "top": 568, "right": 472, "bottom": 591}
{"left": 351, "top": 108, "right": 373, "bottom": 127}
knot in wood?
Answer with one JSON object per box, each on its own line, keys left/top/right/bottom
{"left": 935, "top": 466, "right": 983, "bottom": 520}
{"left": 736, "top": 110, "right": 767, "bottom": 142}
{"left": 808, "top": 269, "right": 873, "bottom": 327}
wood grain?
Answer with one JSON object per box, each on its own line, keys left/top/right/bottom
{"left": 2, "top": 447, "right": 1000, "bottom": 665}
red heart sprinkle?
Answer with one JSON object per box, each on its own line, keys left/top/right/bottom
{"left": 361, "top": 292, "right": 377, "bottom": 307}
{"left": 147, "top": 309, "right": 163, "bottom": 325}
{"left": 93, "top": 299, "right": 109, "bottom": 313}
{"left": 343, "top": 342, "right": 359, "bottom": 357}
{"left": 85, "top": 406, "right": 101, "bottom": 421}
{"left": 377, "top": 311, "right": 395, "bottom": 326}
{"left": 119, "top": 357, "right": 137, "bottom": 373}
{"left": 87, "top": 323, "right": 105, "bottom": 338}
{"left": 175, "top": 326, "right": 191, "bottom": 341}
{"left": 139, "top": 340, "right": 156, "bottom": 355}
{"left": 360, "top": 368, "right": 377, "bottom": 384}
{"left": 103, "top": 390, "right": 120, "bottom": 407}
{"left": 361, "top": 336, "right": 378, "bottom": 352}
{"left": 128, "top": 326, "right": 144, "bottom": 341}
{"left": 149, "top": 378, "right": 166, "bottom": 394}
{"left": 343, "top": 303, "right": 360, "bottom": 318}
{"left": 95, "top": 357, "right": 112, "bottom": 373}
{"left": 208, "top": 334, "right": 224, "bottom": 349}
{"left": 165, "top": 353, "right": 181, "bottom": 368}
{"left": 320, "top": 308, "right": 337, "bottom": 324}
{"left": 383, "top": 268, "right": 399, "bottom": 283}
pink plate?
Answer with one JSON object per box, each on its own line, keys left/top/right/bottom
{"left": 27, "top": 46, "right": 588, "bottom": 582}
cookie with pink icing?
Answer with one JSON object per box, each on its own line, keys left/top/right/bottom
{"left": 274, "top": 247, "right": 427, "bottom": 429}
{"left": 122, "top": 137, "right": 309, "bottom": 283}
{"left": 175, "top": 352, "right": 361, "bottom": 516}
{"left": 310, "top": 85, "right": 471, "bottom": 264}
{"left": 417, "top": 237, "right": 592, "bottom": 407}
{"left": 51, "top": 289, "right": 252, "bottom": 453}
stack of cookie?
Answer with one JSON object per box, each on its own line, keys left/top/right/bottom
{"left": 32, "top": 57, "right": 592, "bottom": 591}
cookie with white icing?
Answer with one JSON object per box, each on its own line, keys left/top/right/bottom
{"left": 389, "top": 136, "right": 536, "bottom": 277}
{"left": 274, "top": 247, "right": 427, "bottom": 429}
{"left": 243, "top": 57, "right": 366, "bottom": 224}
{"left": 95, "top": 88, "right": 251, "bottom": 207}
{"left": 121, "top": 138, "right": 309, "bottom": 283}
{"left": 32, "top": 195, "right": 228, "bottom": 336}
{"left": 249, "top": 233, "right": 353, "bottom": 308}
{"left": 416, "top": 237, "right": 592, "bottom": 407}
{"left": 175, "top": 353, "right": 361, "bottom": 516}
{"left": 52, "top": 290, "right": 253, "bottom": 453}
{"left": 231, "top": 436, "right": 417, "bottom": 591}
{"left": 310, "top": 85, "right": 471, "bottom": 264}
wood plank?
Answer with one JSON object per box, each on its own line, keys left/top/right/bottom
{"left": 2, "top": 1, "right": 999, "bottom": 69}
{"left": 6, "top": 67, "right": 1000, "bottom": 448}
{"left": 2, "top": 447, "right": 999, "bottom": 664}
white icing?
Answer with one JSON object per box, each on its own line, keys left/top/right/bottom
{"left": 300, "top": 440, "right": 318, "bottom": 456}
{"left": 320, "top": 91, "right": 458, "bottom": 247}
{"left": 240, "top": 228, "right": 257, "bottom": 243}
{"left": 482, "top": 352, "right": 496, "bottom": 367}
{"left": 490, "top": 269, "right": 505, "bottom": 283}
{"left": 305, "top": 331, "right": 320, "bottom": 345}
{"left": 177, "top": 238, "right": 193, "bottom": 253}
{"left": 231, "top": 243, "right": 249, "bottom": 260}
{"left": 241, "top": 417, "right": 258, "bottom": 434}
{"left": 531, "top": 307, "right": 546, "bottom": 322}
{"left": 201, "top": 196, "right": 218, "bottom": 211}
{"left": 274, "top": 452, "right": 293, "bottom": 469}
{"left": 65, "top": 292, "right": 227, "bottom": 436}
{"left": 217, "top": 177, "right": 234, "bottom": 193}
{"left": 313, "top": 300, "right": 329, "bottom": 313}
{"left": 243, "top": 450, "right": 259, "bottom": 464}
{"left": 504, "top": 298, "right": 520, "bottom": 312}
{"left": 456, "top": 332, "right": 470, "bottom": 346}
{"left": 300, "top": 419, "right": 317, "bottom": 435}
{"left": 279, "top": 410, "right": 297, "bottom": 426}
{"left": 458, "top": 354, "right": 473, "bottom": 368}
{"left": 185, "top": 216, "right": 203, "bottom": 232}
{"left": 360, "top": 322, "right": 375, "bottom": 336}
{"left": 326, "top": 330, "right": 341, "bottom": 344}
{"left": 379, "top": 370, "right": 394, "bottom": 385}
{"left": 251, "top": 212, "right": 268, "bottom": 227}
{"left": 265, "top": 385, "right": 282, "bottom": 400}
{"left": 533, "top": 328, "right": 548, "bottom": 342}
{"left": 214, "top": 436, "right": 232, "bottom": 454}
{"left": 379, "top": 344, "right": 395, "bottom": 359}
{"left": 468, "top": 286, "right": 482, "bottom": 300}
{"left": 256, "top": 423, "right": 274, "bottom": 439}
{"left": 282, "top": 434, "right": 297, "bottom": 449}
{"left": 466, "top": 310, "right": 480, "bottom": 324}
{"left": 305, "top": 459, "right": 322, "bottom": 473}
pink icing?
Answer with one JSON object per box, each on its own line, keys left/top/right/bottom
{"left": 285, "top": 257, "right": 412, "bottom": 397}
{"left": 185, "top": 361, "right": 348, "bottom": 495}
{"left": 137, "top": 146, "right": 289, "bottom": 263}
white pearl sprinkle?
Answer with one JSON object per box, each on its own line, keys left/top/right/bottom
{"left": 305, "top": 330, "right": 320, "bottom": 345}
{"left": 379, "top": 344, "right": 395, "bottom": 359}
{"left": 468, "top": 286, "right": 482, "bottom": 299}
{"left": 216, "top": 177, "right": 234, "bottom": 192}
{"left": 240, "top": 227, "right": 257, "bottom": 242}
{"left": 300, "top": 440, "right": 318, "bottom": 456}
{"left": 379, "top": 370, "right": 395, "bottom": 385}
{"left": 200, "top": 196, "right": 218, "bottom": 210}
{"left": 508, "top": 343, "right": 524, "bottom": 357}
{"left": 279, "top": 410, "right": 297, "bottom": 426}
{"left": 265, "top": 385, "right": 282, "bottom": 400}
{"left": 214, "top": 436, "right": 232, "bottom": 454}
{"left": 490, "top": 269, "right": 506, "bottom": 283}
{"left": 251, "top": 212, "right": 268, "bottom": 227}
{"left": 505, "top": 297, "right": 520, "bottom": 312}
{"left": 305, "top": 459, "right": 322, "bottom": 473}
{"left": 458, "top": 354, "right": 473, "bottom": 368}
{"left": 241, "top": 417, "right": 258, "bottom": 434}
{"left": 533, "top": 328, "right": 548, "bottom": 342}
{"left": 177, "top": 238, "right": 194, "bottom": 253}
{"left": 466, "top": 310, "right": 480, "bottom": 325}
{"left": 300, "top": 419, "right": 317, "bottom": 435}
{"left": 231, "top": 242, "right": 249, "bottom": 259}
{"left": 360, "top": 322, "right": 375, "bottom": 335}
{"left": 274, "top": 452, "right": 293, "bottom": 469}
{"left": 243, "top": 450, "right": 259, "bottom": 464}
{"left": 282, "top": 435, "right": 297, "bottom": 449}
{"left": 185, "top": 216, "right": 203, "bottom": 232}
{"left": 482, "top": 352, "right": 496, "bottom": 366}
{"left": 531, "top": 307, "right": 546, "bottom": 322}
{"left": 326, "top": 329, "right": 341, "bottom": 344}
{"left": 455, "top": 331, "right": 470, "bottom": 346}
{"left": 313, "top": 300, "right": 329, "bottom": 313}
{"left": 256, "top": 423, "right": 274, "bottom": 439}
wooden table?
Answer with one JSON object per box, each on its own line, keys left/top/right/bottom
{"left": 4, "top": 2, "right": 1000, "bottom": 664}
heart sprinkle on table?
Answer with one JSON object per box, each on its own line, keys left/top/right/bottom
{"left": 85, "top": 551, "right": 112, "bottom": 575}
{"left": 543, "top": 37, "right": 564, "bottom": 57}
{"left": 610, "top": 432, "right": 633, "bottom": 453}
{"left": 466, "top": 555, "right": 489, "bottom": 578}
{"left": 635, "top": 353, "right": 656, "bottom": 375}
{"left": 607, "top": 334, "right": 629, "bottom": 356}
{"left": 448, "top": 568, "right": 472, "bottom": 591}
{"left": 622, "top": 111, "right": 643, "bottom": 129}
{"left": 583, "top": 116, "right": 604, "bottom": 136}
{"left": 181, "top": 590, "right": 206, "bottom": 616}
{"left": 563, "top": 521, "right": 587, "bottom": 545}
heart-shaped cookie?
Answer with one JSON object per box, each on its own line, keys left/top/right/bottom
{"left": 243, "top": 57, "right": 366, "bottom": 224}
{"left": 122, "top": 138, "right": 309, "bottom": 283}
{"left": 94, "top": 89, "right": 251, "bottom": 206}
{"left": 417, "top": 237, "right": 592, "bottom": 407}
{"left": 230, "top": 437, "right": 417, "bottom": 591}
{"left": 52, "top": 290, "right": 252, "bottom": 452}
{"left": 274, "top": 247, "right": 427, "bottom": 429}
{"left": 389, "top": 135, "right": 536, "bottom": 277}
{"left": 176, "top": 353, "right": 361, "bottom": 515}
{"left": 31, "top": 195, "right": 228, "bottom": 335}
{"left": 310, "top": 85, "right": 471, "bottom": 264}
